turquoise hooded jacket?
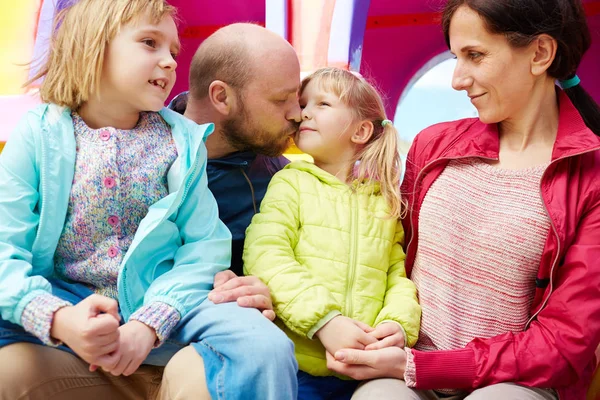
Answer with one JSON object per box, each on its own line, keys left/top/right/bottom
{"left": 0, "top": 104, "right": 232, "bottom": 325}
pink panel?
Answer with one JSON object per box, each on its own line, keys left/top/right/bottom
{"left": 361, "top": 0, "right": 600, "bottom": 116}
{"left": 166, "top": 0, "right": 266, "bottom": 100}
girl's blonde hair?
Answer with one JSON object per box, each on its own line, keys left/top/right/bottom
{"left": 26, "top": 0, "right": 176, "bottom": 110}
{"left": 300, "top": 67, "right": 404, "bottom": 219}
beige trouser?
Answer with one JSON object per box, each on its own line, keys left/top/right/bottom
{"left": 0, "top": 343, "right": 210, "bottom": 400}
{"left": 352, "top": 378, "right": 557, "bottom": 400}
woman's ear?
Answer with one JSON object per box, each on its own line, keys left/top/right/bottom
{"left": 531, "top": 34, "right": 557, "bottom": 77}
{"left": 208, "top": 80, "right": 236, "bottom": 116}
{"left": 351, "top": 121, "right": 375, "bottom": 145}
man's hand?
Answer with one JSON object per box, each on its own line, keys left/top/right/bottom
{"left": 365, "top": 322, "right": 406, "bottom": 350}
{"left": 315, "top": 316, "right": 376, "bottom": 355}
{"left": 209, "top": 270, "right": 275, "bottom": 321}
{"left": 325, "top": 346, "right": 407, "bottom": 380}
{"left": 96, "top": 320, "right": 156, "bottom": 376}
{"left": 51, "top": 294, "right": 121, "bottom": 369}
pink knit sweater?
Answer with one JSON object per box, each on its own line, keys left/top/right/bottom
{"left": 405, "top": 158, "right": 551, "bottom": 388}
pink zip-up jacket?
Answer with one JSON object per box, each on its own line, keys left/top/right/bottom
{"left": 401, "top": 91, "right": 600, "bottom": 400}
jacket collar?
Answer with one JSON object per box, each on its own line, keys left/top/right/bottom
{"left": 439, "top": 90, "right": 600, "bottom": 161}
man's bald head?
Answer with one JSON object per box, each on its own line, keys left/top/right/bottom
{"left": 189, "top": 23, "right": 296, "bottom": 100}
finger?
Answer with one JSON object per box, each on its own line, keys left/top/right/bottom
{"left": 325, "top": 351, "right": 374, "bottom": 380}
{"left": 334, "top": 349, "right": 377, "bottom": 367}
{"left": 94, "top": 352, "right": 121, "bottom": 371}
{"left": 94, "top": 339, "right": 120, "bottom": 357}
{"left": 352, "top": 320, "right": 375, "bottom": 333}
{"left": 89, "top": 364, "right": 98, "bottom": 372}
{"left": 213, "top": 270, "right": 237, "bottom": 289}
{"left": 88, "top": 295, "right": 120, "bottom": 321}
{"left": 212, "top": 275, "right": 262, "bottom": 292}
{"left": 86, "top": 313, "right": 120, "bottom": 336}
{"left": 237, "top": 294, "right": 272, "bottom": 310}
{"left": 95, "top": 331, "right": 120, "bottom": 347}
{"left": 108, "top": 355, "right": 130, "bottom": 376}
{"left": 262, "top": 309, "right": 276, "bottom": 321}
{"left": 209, "top": 285, "right": 262, "bottom": 304}
{"left": 364, "top": 335, "right": 401, "bottom": 351}
{"left": 356, "top": 331, "right": 378, "bottom": 347}
{"left": 123, "top": 358, "right": 141, "bottom": 377}
{"left": 369, "top": 323, "right": 398, "bottom": 340}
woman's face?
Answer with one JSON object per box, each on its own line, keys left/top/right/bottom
{"left": 449, "top": 5, "right": 537, "bottom": 124}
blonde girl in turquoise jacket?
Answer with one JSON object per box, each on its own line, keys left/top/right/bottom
{"left": 0, "top": 1, "right": 297, "bottom": 399}
{"left": 244, "top": 67, "right": 421, "bottom": 399}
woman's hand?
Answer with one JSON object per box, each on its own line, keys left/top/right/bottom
{"left": 209, "top": 270, "right": 275, "bottom": 320}
{"left": 325, "top": 346, "right": 408, "bottom": 380}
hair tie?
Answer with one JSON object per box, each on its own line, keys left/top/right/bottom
{"left": 381, "top": 119, "right": 392, "bottom": 127}
{"left": 560, "top": 75, "right": 580, "bottom": 90}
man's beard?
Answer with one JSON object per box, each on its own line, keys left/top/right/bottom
{"left": 221, "top": 103, "right": 298, "bottom": 158}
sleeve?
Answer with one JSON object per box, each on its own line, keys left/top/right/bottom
{"left": 139, "top": 138, "right": 232, "bottom": 324}
{"left": 374, "top": 220, "right": 421, "bottom": 347}
{"left": 0, "top": 109, "right": 58, "bottom": 326}
{"left": 129, "top": 301, "right": 181, "bottom": 346}
{"left": 20, "top": 293, "right": 72, "bottom": 346}
{"left": 243, "top": 170, "right": 342, "bottom": 339}
{"left": 407, "top": 200, "right": 600, "bottom": 391}
{"left": 400, "top": 135, "right": 420, "bottom": 246}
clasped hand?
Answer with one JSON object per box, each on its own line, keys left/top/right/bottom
{"left": 316, "top": 316, "right": 405, "bottom": 354}
{"left": 51, "top": 294, "right": 157, "bottom": 376}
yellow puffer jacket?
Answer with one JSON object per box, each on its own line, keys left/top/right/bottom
{"left": 243, "top": 161, "right": 421, "bottom": 376}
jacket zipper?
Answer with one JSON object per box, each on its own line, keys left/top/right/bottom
{"left": 345, "top": 194, "right": 359, "bottom": 317}
{"left": 241, "top": 168, "right": 258, "bottom": 214}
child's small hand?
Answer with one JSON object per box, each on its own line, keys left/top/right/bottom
{"left": 316, "top": 316, "right": 376, "bottom": 355}
{"left": 364, "top": 322, "right": 405, "bottom": 350}
{"left": 51, "top": 294, "right": 121, "bottom": 368}
{"left": 97, "top": 320, "right": 157, "bottom": 376}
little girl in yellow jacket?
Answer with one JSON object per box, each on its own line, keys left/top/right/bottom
{"left": 243, "top": 67, "right": 421, "bottom": 399}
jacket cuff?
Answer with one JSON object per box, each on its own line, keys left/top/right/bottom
{"left": 21, "top": 293, "right": 72, "bottom": 346}
{"left": 129, "top": 301, "right": 181, "bottom": 346}
{"left": 409, "top": 348, "right": 477, "bottom": 390}
{"left": 307, "top": 310, "right": 342, "bottom": 340}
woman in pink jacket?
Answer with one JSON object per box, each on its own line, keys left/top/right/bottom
{"left": 326, "top": 0, "right": 600, "bottom": 399}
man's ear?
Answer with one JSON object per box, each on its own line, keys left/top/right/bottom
{"left": 531, "top": 34, "right": 557, "bottom": 77}
{"left": 351, "top": 120, "right": 374, "bottom": 145}
{"left": 208, "top": 80, "right": 236, "bottom": 116}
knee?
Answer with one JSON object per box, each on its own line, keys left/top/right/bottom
{"left": 161, "top": 346, "right": 211, "bottom": 400}
{"left": 0, "top": 343, "right": 53, "bottom": 398}
{"left": 245, "top": 327, "right": 295, "bottom": 368}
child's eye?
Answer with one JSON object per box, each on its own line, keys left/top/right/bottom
{"left": 170, "top": 52, "right": 179, "bottom": 60}
{"left": 319, "top": 102, "right": 330, "bottom": 107}
{"left": 143, "top": 38, "right": 156, "bottom": 48}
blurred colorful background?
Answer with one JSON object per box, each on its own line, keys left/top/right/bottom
{"left": 1, "top": 0, "right": 599, "bottom": 155}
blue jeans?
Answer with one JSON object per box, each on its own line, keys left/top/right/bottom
{"left": 297, "top": 370, "right": 360, "bottom": 400}
{"left": 0, "top": 279, "right": 298, "bottom": 400}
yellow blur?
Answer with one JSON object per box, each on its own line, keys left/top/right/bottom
{"left": 0, "top": 0, "right": 40, "bottom": 95}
